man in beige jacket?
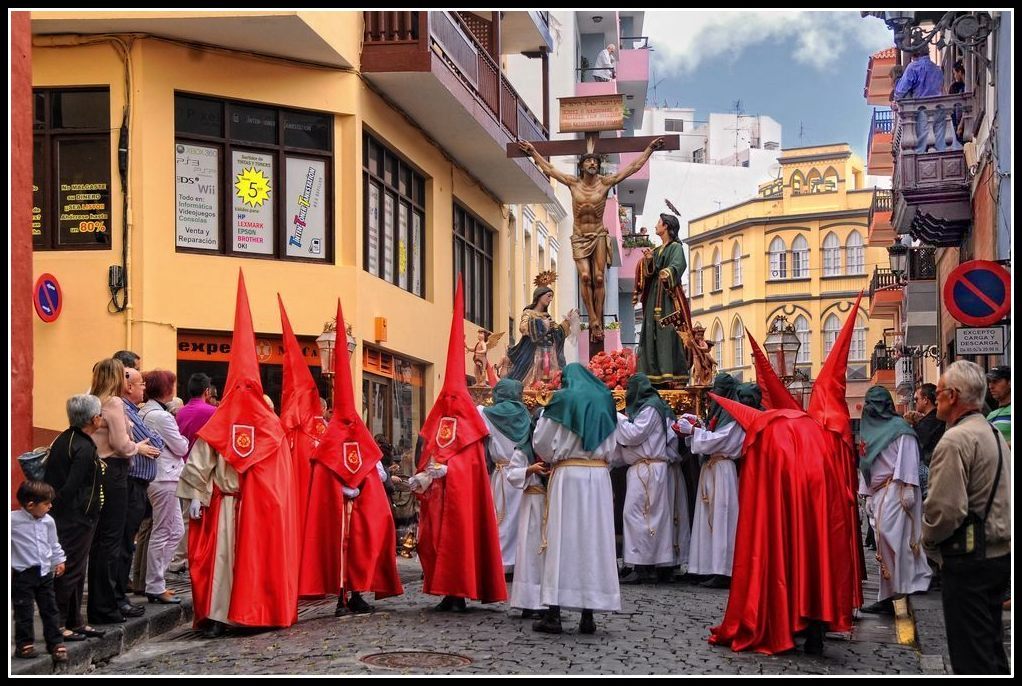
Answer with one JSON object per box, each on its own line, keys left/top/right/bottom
{"left": 923, "top": 360, "right": 1010, "bottom": 675}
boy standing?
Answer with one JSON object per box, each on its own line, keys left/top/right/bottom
{"left": 11, "top": 481, "right": 68, "bottom": 662}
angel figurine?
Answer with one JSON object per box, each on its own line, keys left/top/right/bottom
{"left": 465, "top": 328, "right": 506, "bottom": 386}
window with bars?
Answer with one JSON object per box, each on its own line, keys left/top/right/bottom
{"left": 665, "top": 118, "right": 685, "bottom": 132}
{"left": 33, "top": 88, "right": 112, "bottom": 251}
{"left": 363, "top": 131, "right": 426, "bottom": 296}
{"left": 453, "top": 203, "right": 494, "bottom": 330}
{"left": 174, "top": 93, "right": 334, "bottom": 260}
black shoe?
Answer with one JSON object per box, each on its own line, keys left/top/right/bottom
{"left": 802, "top": 621, "right": 825, "bottom": 655}
{"left": 147, "top": 592, "right": 181, "bottom": 605}
{"left": 347, "top": 593, "right": 374, "bottom": 614}
{"left": 532, "top": 613, "right": 563, "bottom": 634}
{"left": 860, "top": 600, "right": 894, "bottom": 615}
{"left": 520, "top": 609, "right": 543, "bottom": 619}
{"left": 119, "top": 603, "right": 145, "bottom": 617}
{"left": 434, "top": 595, "right": 456, "bottom": 612}
{"left": 700, "top": 575, "right": 731, "bottom": 589}
{"left": 201, "top": 620, "right": 226, "bottom": 638}
{"left": 579, "top": 610, "right": 596, "bottom": 634}
{"left": 451, "top": 597, "right": 467, "bottom": 613}
{"left": 617, "top": 566, "right": 635, "bottom": 580}
{"left": 620, "top": 570, "right": 643, "bottom": 585}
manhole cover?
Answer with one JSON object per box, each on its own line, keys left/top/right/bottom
{"left": 360, "top": 651, "right": 472, "bottom": 670}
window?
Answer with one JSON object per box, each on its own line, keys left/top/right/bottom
{"left": 33, "top": 88, "right": 112, "bottom": 250}
{"left": 823, "top": 166, "right": 839, "bottom": 192}
{"left": 846, "top": 231, "right": 864, "bottom": 274}
{"left": 453, "top": 203, "right": 494, "bottom": 330}
{"left": 791, "top": 234, "right": 809, "bottom": 278}
{"left": 711, "top": 248, "right": 722, "bottom": 291}
{"left": 790, "top": 171, "right": 805, "bottom": 194}
{"left": 692, "top": 253, "right": 703, "bottom": 295}
{"left": 363, "top": 131, "right": 426, "bottom": 295}
{"left": 731, "top": 242, "right": 743, "bottom": 286}
{"left": 822, "top": 232, "right": 841, "bottom": 276}
{"left": 806, "top": 168, "right": 823, "bottom": 193}
{"left": 665, "top": 118, "right": 685, "bottom": 132}
{"left": 732, "top": 318, "right": 745, "bottom": 368}
{"left": 712, "top": 322, "right": 724, "bottom": 369}
{"left": 174, "top": 94, "right": 334, "bottom": 261}
{"left": 823, "top": 314, "right": 841, "bottom": 357}
{"left": 693, "top": 148, "right": 705, "bottom": 164}
{"left": 851, "top": 317, "right": 867, "bottom": 361}
{"left": 769, "top": 236, "right": 787, "bottom": 279}
{"left": 795, "top": 315, "right": 811, "bottom": 364}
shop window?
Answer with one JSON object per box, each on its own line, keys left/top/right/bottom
{"left": 33, "top": 88, "right": 112, "bottom": 251}
{"left": 174, "top": 93, "right": 334, "bottom": 261}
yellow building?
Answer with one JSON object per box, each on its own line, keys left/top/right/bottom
{"left": 28, "top": 11, "right": 556, "bottom": 457}
{"left": 686, "top": 144, "right": 887, "bottom": 415}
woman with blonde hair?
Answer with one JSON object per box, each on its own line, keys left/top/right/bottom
{"left": 86, "top": 358, "right": 160, "bottom": 625}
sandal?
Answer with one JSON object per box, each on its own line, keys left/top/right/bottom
{"left": 61, "top": 628, "right": 87, "bottom": 642}
{"left": 51, "top": 645, "right": 69, "bottom": 663}
{"left": 72, "top": 625, "right": 106, "bottom": 638}
{"left": 14, "top": 644, "right": 38, "bottom": 659}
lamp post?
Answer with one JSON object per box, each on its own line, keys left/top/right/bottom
{"left": 887, "top": 243, "right": 909, "bottom": 278}
{"left": 763, "top": 315, "right": 812, "bottom": 406}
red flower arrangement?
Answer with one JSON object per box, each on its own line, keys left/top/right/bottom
{"left": 588, "top": 348, "right": 637, "bottom": 390}
{"left": 528, "top": 370, "right": 563, "bottom": 393}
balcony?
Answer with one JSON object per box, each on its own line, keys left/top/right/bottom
{"left": 904, "top": 248, "right": 938, "bottom": 347}
{"left": 617, "top": 150, "right": 650, "bottom": 215}
{"left": 617, "top": 41, "right": 650, "bottom": 126}
{"left": 867, "top": 188, "right": 895, "bottom": 247}
{"left": 868, "top": 267, "right": 903, "bottom": 319}
{"left": 870, "top": 344, "right": 898, "bottom": 387}
{"left": 863, "top": 47, "right": 897, "bottom": 106}
{"left": 362, "top": 11, "right": 553, "bottom": 203}
{"left": 867, "top": 108, "right": 893, "bottom": 175}
{"left": 891, "top": 94, "right": 973, "bottom": 246}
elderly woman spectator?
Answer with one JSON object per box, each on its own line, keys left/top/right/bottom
{"left": 44, "top": 394, "right": 107, "bottom": 641}
{"left": 140, "top": 370, "right": 189, "bottom": 604}
{"left": 87, "top": 358, "right": 160, "bottom": 625}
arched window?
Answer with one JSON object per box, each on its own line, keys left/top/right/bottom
{"left": 712, "top": 322, "right": 724, "bottom": 369}
{"left": 823, "top": 313, "right": 841, "bottom": 357}
{"left": 769, "top": 236, "right": 787, "bottom": 279}
{"left": 731, "top": 242, "right": 743, "bottom": 286}
{"left": 822, "top": 232, "right": 841, "bottom": 276}
{"left": 794, "top": 315, "right": 811, "bottom": 364}
{"left": 692, "top": 253, "right": 703, "bottom": 295}
{"left": 852, "top": 315, "right": 867, "bottom": 361}
{"left": 791, "top": 170, "right": 805, "bottom": 195}
{"left": 712, "top": 248, "right": 722, "bottom": 291}
{"left": 846, "top": 231, "right": 864, "bottom": 274}
{"left": 791, "top": 234, "right": 809, "bottom": 278}
{"left": 732, "top": 318, "right": 745, "bottom": 368}
{"left": 823, "top": 166, "right": 839, "bottom": 192}
{"left": 806, "top": 168, "right": 823, "bottom": 193}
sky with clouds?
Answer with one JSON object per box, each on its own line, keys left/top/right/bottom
{"left": 644, "top": 11, "right": 894, "bottom": 158}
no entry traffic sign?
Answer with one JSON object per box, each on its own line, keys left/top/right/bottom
{"left": 943, "top": 260, "right": 1011, "bottom": 327}
{"left": 33, "top": 273, "right": 63, "bottom": 323}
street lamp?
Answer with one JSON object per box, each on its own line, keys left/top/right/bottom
{"left": 887, "top": 243, "right": 909, "bottom": 277}
{"left": 316, "top": 319, "right": 357, "bottom": 392}
{"left": 763, "top": 315, "right": 812, "bottom": 406}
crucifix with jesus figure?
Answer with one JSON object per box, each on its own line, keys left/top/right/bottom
{"left": 508, "top": 94, "right": 679, "bottom": 354}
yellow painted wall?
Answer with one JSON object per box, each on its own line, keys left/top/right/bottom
{"left": 31, "top": 31, "right": 508, "bottom": 431}
{"left": 687, "top": 145, "right": 886, "bottom": 384}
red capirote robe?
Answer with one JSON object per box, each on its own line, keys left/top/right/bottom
{"left": 708, "top": 408, "right": 857, "bottom": 654}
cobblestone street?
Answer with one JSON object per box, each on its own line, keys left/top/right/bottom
{"left": 94, "top": 559, "right": 926, "bottom": 675}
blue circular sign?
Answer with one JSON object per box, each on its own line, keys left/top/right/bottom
{"left": 33, "top": 273, "right": 63, "bottom": 323}
{"left": 944, "top": 261, "right": 1011, "bottom": 327}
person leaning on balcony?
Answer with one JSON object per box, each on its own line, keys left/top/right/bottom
{"left": 593, "top": 43, "right": 616, "bottom": 82}
{"left": 923, "top": 361, "right": 1010, "bottom": 675}
{"left": 949, "top": 60, "right": 966, "bottom": 144}
{"left": 893, "top": 48, "right": 947, "bottom": 152}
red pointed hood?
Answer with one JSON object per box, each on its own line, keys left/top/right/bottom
{"left": 807, "top": 292, "right": 864, "bottom": 447}
{"left": 707, "top": 392, "right": 768, "bottom": 433}
{"left": 312, "top": 300, "right": 381, "bottom": 488}
{"left": 278, "top": 295, "right": 328, "bottom": 441}
{"left": 747, "top": 332, "right": 802, "bottom": 411}
{"left": 198, "top": 270, "right": 284, "bottom": 473}
{"left": 418, "top": 279, "right": 488, "bottom": 467}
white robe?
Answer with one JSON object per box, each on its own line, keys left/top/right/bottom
{"left": 533, "top": 415, "right": 620, "bottom": 612}
{"left": 687, "top": 422, "right": 743, "bottom": 577}
{"left": 860, "top": 434, "right": 932, "bottom": 601}
{"left": 478, "top": 406, "right": 527, "bottom": 567}
{"left": 614, "top": 406, "right": 678, "bottom": 566}
{"left": 507, "top": 453, "right": 545, "bottom": 610}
